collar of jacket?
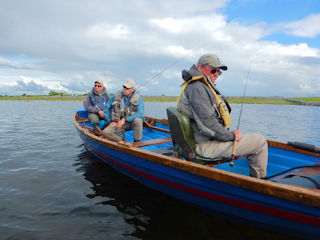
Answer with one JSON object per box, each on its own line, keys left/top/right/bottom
{"left": 93, "top": 87, "right": 106, "bottom": 96}
{"left": 180, "top": 75, "right": 209, "bottom": 87}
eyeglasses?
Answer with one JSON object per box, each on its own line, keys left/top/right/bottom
{"left": 123, "top": 86, "right": 132, "bottom": 90}
{"left": 95, "top": 85, "right": 102, "bottom": 88}
{"left": 210, "top": 68, "right": 222, "bottom": 75}
{"left": 203, "top": 65, "right": 222, "bottom": 75}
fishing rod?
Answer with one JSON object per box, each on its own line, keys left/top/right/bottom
{"left": 135, "top": 41, "right": 210, "bottom": 91}
{"left": 230, "top": 63, "right": 251, "bottom": 167}
{"left": 237, "top": 63, "right": 251, "bottom": 129}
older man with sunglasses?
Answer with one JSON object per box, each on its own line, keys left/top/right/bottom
{"left": 178, "top": 54, "right": 268, "bottom": 178}
{"left": 86, "top": 80, "right": 110, "bottom": 129}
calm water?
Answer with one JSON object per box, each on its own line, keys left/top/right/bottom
{"left": 1, "top": 101, "right": 319, "bottom": 240}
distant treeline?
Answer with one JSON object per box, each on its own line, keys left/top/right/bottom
{"left": 0, "top": 95, "right": 319, "bottom": 105}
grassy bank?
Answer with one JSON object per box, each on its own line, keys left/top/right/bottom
{"left": 227, "top": 97, "right": 295, "bottom": 105}
{"left": 289, "top": 97, "right": 320, "bottom": 104}
{"left": 0, "top": 95, "right": 319, "bottom": 105}
{"left": 0, "top": 95, "right": 178, "bottom": 102}
{"left": 0, "top": 95, "right": 86, "bottom": 101}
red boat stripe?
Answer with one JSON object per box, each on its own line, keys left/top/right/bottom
{"left": 86, "top": 143, "right": 320, "bottom": 227}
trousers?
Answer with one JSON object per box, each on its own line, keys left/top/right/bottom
{"left": 88, "top": 113, "right": 103, "bottom": 127}
{"left": 102, "top": 118, "right": 143, "bottom": 141}
{"left": 196, "top": 133, "right": 268, "bottom": 178}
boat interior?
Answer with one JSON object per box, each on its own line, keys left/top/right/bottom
{"left": 75, "top": 109, "right": 320, "bottom": 189}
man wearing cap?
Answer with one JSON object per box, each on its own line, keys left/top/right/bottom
{"left": 178, "top": 54, "right": 268, "bottom": 178}
{"left": 86, "top": 80, "right": 110, "bottom": 129}
{"left": 103, "top": 78, "right": 144, "bottom": 142}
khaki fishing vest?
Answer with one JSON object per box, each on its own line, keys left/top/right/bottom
{"left": 111, "top": 92, "right": 140, "bottom": 121}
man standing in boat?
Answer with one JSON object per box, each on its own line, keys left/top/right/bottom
{"left": 178, "top": 54, "right": 268, "bottom": 178}
{"left": 86, "top": 80, "right": 110, "bottom": 130}
{"left": 103, "top": 78, "right": 144, "bottom": 142}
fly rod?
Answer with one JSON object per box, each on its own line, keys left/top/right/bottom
{"left": 230, "top": 63, "right": 251, "bottom": 167}
{"left": 136, "top": 41, "right": 210, "bottom": 91}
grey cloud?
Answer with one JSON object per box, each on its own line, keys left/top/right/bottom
{"left": 0, "top": 0, "right": 319, "bottom": 97}
{"left": 61, "top": 81, "right": 92, "bottom": 93}
{"left": 0, "top": 80, "right": 50, "bottom": 95}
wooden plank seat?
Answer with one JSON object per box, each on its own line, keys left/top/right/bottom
{"left": 132, "top": 137, "right": 172, "bottom": 148}
{"left": 143, "top": 119, "right": 170, "bottom": 134}
{"left": 151, "top": 146, "right": 176, "bottom": 157}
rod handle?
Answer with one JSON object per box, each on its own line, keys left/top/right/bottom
{"left": 230, "top": 140, "right": 237, "bottom": 167}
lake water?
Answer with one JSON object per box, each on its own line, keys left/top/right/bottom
{"left": 1, "top": 101, "right": 319, "bottom": 240}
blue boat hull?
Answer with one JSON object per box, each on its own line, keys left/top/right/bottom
{"left": 76, "top": 129, "right": 320, "bottom": 239}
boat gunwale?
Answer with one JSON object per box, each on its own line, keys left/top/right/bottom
{"left": 73, "top": 113, "right": 320, "bottom": 208}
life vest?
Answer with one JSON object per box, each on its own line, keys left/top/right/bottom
{"left": 177, "top": 75, "right": 232, "bottom": 128}
{"left": 111, "top": 92, "right": 140, "bottom": 121}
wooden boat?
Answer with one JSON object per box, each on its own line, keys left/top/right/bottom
{"left": 73, "top": 108, "right": 320, "bottom": 239}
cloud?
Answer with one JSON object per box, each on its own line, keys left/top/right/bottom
{"left": 298, "top": 84, "right": 317, "bottom": 94}
{"left": 0, "top": 77, "right": 50, "bottom": 95}
{"left": 149, "top": 14, "right": 226, "bottom": 34}
{"left": 0, "top": 0, "right": 319, "bottom": 97}
{"left": 162, "top": 70, "right": 181, "bottom": 80}
{"left": 87, "top": 23, "right": 130, "bottom": 40}
{"left": 0, "top": 56, "right": 39, "bottom": 70}
{"left": 0, "top": 75, "right": 77, "bottom": 95}
{"left": 284, "top": 14, "right": 320, "bottom": 38}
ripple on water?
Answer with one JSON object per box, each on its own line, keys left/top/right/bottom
{"left": 0, "top": 101, "right": 314, "bottom": 240}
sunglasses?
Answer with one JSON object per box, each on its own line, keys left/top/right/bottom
{"left": 210, "top": 68, "right": 222, "bottom": 75}
{"left": 95, "top": 85, "right": 102, "bottom": 88}
{"left": 123, "top": 86, "right": 132, "bottom": 90}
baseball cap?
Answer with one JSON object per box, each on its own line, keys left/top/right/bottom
{"left": 197, "top": 54, "right": 228, "bottom": 70}
{"left": 95, "top": 80, "right": 104, "bottom": 86}
{"left": 123, "top": 78, "right": 135, "bottom": 89}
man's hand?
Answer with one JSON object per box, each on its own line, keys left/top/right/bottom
{"left": 232, "top": 129, "right": 242, "bottom": 141}
{"left": 110, "top": 122, "right": 117, "bottom": 127}
{"left": 98, "top": 110, "right": 104, "bottom": 118}
{"left": 116, "top": 118, "right": 126, "bottom": 130}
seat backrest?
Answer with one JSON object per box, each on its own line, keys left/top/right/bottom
{"left": 166, "top": 107, "right": 196, "bottom": 161}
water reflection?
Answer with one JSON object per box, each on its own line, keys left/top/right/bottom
{"left": 74, "top": 149, "right": 299, "bottom": 240}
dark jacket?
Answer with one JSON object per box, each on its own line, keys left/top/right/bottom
{"left": 86, "top": 87, "right": 110, "bottom": 114}
{"left": 178, "top": 64, "right": 235, "bottom": 143}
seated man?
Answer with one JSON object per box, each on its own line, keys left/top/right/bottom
{"left": 178, "top": 54, "right": 268, "bottom": 178}
{"left": 103, "top": 79, "right": 144, "bottom": 142}
{"left": 85, "top": 80, "right": 110, "bottom": 129}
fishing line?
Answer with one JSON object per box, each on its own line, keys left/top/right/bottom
{"left": 136, "top": 41, "right": 210, "bottom": 91}
{"left": 230, "top": 62, "right": 251, "bottom": 166}
{"left": 237, "top": 62, "right": 251, "bottom": 130}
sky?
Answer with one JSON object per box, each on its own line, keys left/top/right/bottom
{"left": 0, "top": 0, "right": 320, "bottom": 97}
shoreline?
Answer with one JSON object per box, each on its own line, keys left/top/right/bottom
{"left": 0, "top": 96, "right": 319, "bottom": 105}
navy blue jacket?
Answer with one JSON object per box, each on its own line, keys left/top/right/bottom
{"left": 86, "top": 87, "right": 110, "bottom": 113}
